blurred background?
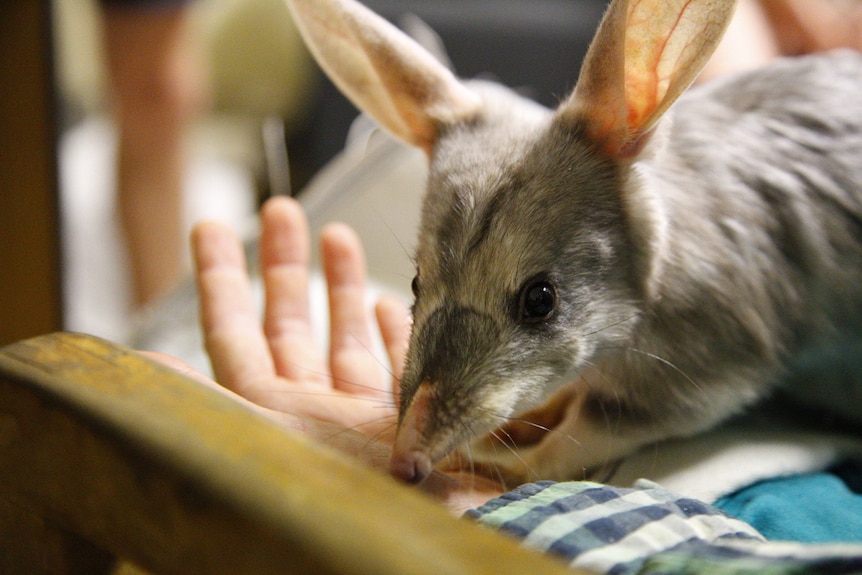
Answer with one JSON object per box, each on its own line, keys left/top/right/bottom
{"left": 50, "top": 0, "right": 607, "bottom": 361}
{"left": 12, "top": 0, "right": 844, "bottom": 368}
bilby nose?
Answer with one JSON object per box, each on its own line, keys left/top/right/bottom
{"left": 390, "top": 382, "right": 436, "bottom": 484}
{"left": 389, "top": 448, "right": 433, "bottom": 484}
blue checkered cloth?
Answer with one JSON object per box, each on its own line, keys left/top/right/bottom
{"left": 466, "top": 480, "right": 862, "bottom": 575}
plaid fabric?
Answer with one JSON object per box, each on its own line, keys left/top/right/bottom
{"left": 466, "top": 481, "right": 862, "bottom": 575}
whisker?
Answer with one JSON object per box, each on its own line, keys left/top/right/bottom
{"left": 452, "top": 419, "right": 506, "bottom": 489}
{"left": 329, "top": 332, "right": 402, "bottom": 391}
{"left": 458, "top": 431, "right": 479, "bottom": 488}
{"left": 583, "top": 309, "right": 645, "bottom": 337}
{"left": 364, "top": 418, "right": 399, "bottom": 445}
{"left": 264, "top": 386, "right": 396, "bottom": 408}
{"left": 488, "top": 428, "right": 540, "bottom": 483}
{"left": 375, "top": 209, "right": 416, "bottom": 267}
{"left": 275, "top": 356, "right": 398, "bottom": 397}
{"left": 505, "top": 413, "right": 584, "bottom": 451}
{"left": 593, "top": 344, "right": 704, "bottom": 396}
{"left": 625, "top": 347, "right": 704, "bottom": 394}
{"left": 317, "top": 414, "right": 399, "bottom": 447}
{"left": 580, "top": 359, "right": 625, "bottom": 436}
{"left": 500, "top": 413, "right": 557, "bottom": 445}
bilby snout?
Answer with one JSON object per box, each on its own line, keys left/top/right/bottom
{"left": 391, "top": 305, "right": 507, "bottom": 484}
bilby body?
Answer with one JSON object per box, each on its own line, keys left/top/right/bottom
{"left": 285, "top": 0, "right": 862, "bottom": 486}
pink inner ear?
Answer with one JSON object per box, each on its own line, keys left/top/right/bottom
{"left": 624, "top": 51, "right": 663, "bottom": 134}
{"left": 286, "top": 0, "right": 481, "bottom": 153}
{"left": 568, "top": 0, "right": 735, "bottom": 160}
{"left": 579, "top": 101, "right": 652, "bottom": 159}
{"left": 623, "top": 3, "right": 700, "bottom": 139}
{"left": 623, "top": 3, "right": 677, "bottom": 124}
{"left": 576, "top": 61, "right": 662, "bottom": 159}
{"left": 592, "top": 124, "right": 633, "bottom": 158}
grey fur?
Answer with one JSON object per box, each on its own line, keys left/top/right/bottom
{"left": 283, "top": 0, "right": 862, "bottom": 486}
{"left": 398, "top": 51, "right": 862, "bottom": 482}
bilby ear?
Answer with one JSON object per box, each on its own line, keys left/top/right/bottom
{"left": 284, "top": 0, "right": 482, "bottom": 153}
{"left": 559, "top": 0, "right": 737, "bottom": 158}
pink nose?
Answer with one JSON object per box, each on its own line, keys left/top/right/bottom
{"left": 390, "top": 382, "right": 435, "bottom": 484}
{"left": 389, "top": 449, "right": 433, "bottom": 484}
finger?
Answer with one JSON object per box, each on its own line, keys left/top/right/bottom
{"left": 321, "top": 222, "right": 387, "bottom": 397}
{"left": 259, "top": 197, "right": 327, "bottom": 384}
{"left": 141, "top": 350, "right": 313, "bottom": 434}
{"left": 375, "top": 295, "right": 411, "bottom": 402}
{"left": 192, "top": 221, "right": 276, "bottom": 396}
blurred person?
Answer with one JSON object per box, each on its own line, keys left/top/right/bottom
{"left": 703, "top": 0, "right": 862, "bottom": 81}
{"left": 99, "top": 0, "right": 209, "bottom": 309}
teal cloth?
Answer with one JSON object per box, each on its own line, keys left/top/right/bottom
{"left": 714, "top": 462, "right": 862, "bottom": 543}
{"left": 467, "top": 480, "right": 862, "bottom": 575}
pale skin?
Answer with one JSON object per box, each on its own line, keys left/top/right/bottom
{"left": 101, "top": 4, "right": 208, "bottom": 309}
{"left": 702, "top": 0, "right": 862, "bottom": 82}
{"left": 153, "top": 197, "right": 505, "bottom": 514}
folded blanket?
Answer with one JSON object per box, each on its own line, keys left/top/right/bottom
{"left": 467, "top": 480, "right": 862, "bottom": 575}
{"left": 608, "top": 406, "right": 862, "bottom": 505}
{"left": 714, "top": 460, "right": 862, "bottom": 543}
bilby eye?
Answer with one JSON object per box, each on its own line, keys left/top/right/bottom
{"left": 411, "top": 273, "right": 420, "bottom": 297}
{"left": 518, "top": 277, "right": 557, "bottom": 324}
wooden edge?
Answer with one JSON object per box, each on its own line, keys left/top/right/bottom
{"left": 0, "top": 332, "right": 583, "bottom": 575}
{"left": 0, "top": 0, "right": 63, "bottom": 346}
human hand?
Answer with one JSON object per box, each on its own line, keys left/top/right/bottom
{"left": 192, "top": 196, "right": 404, "bottom": 438}
{"left": 187, "top": 197, "right": 505, "bottom": 513}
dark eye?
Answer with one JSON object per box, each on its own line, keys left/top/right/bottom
{"left": 411, "top": 273, "right": 420, "bottom": 297}
{"left": 518, "top": 277, "right": 557, "bottom": 324}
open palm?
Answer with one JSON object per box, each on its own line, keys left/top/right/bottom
{"left": 186, "top": 197, "right": 503, "bottom": 513}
